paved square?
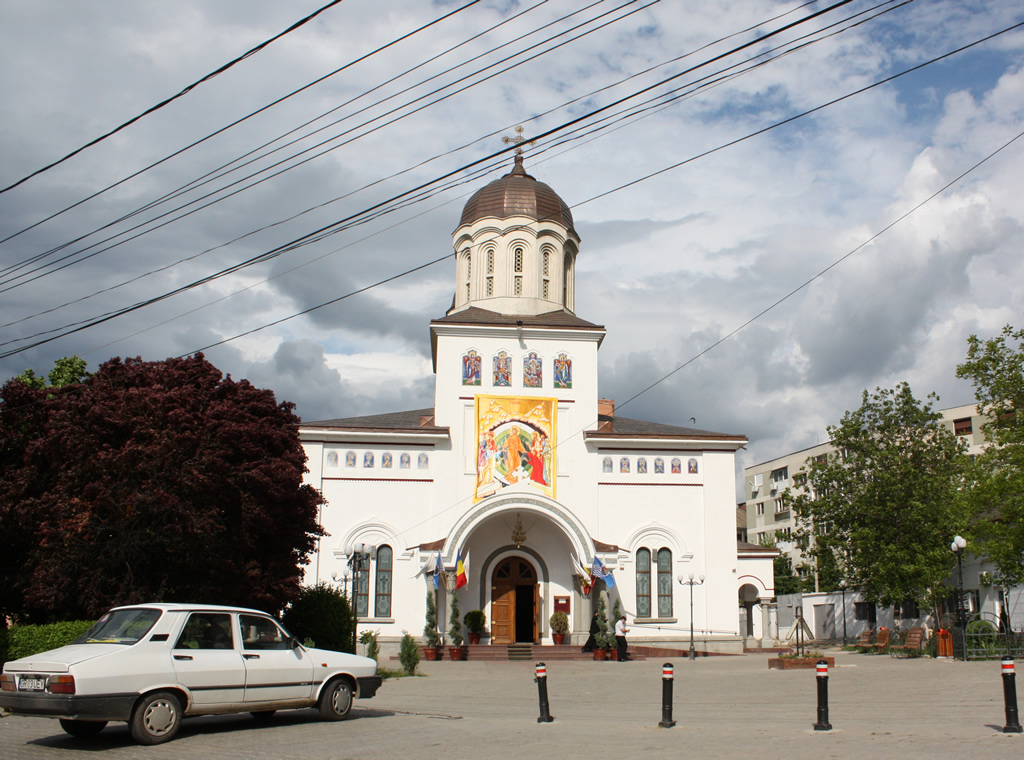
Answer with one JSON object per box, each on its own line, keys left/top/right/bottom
{"left": 2, "top": 651, "right": 1022, "bottom": 759}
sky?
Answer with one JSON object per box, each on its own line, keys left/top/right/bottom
{"left": 1, "top": 0, "right": 1022, "bottom": 498}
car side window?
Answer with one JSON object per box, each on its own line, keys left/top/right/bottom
{"left": 240, "top": 614, "right": 290, "bottom": 650}
{"left": 174, "top": 613, "right": 235, "bottom": 650}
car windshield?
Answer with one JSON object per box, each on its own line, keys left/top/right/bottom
{"left": 72, "top": 608, "right": 163, "bottom": 645}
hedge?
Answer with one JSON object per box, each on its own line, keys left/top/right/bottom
{"left": 3, "top": 620, "right": 96, "bottom": 666}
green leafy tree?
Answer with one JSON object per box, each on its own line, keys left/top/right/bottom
{"left": 957, "top": 325, "right": 1024, "bottom": 585}
{"left": 399, "top": 632, "right": 420, "bottom": 675}
{"left": 0, "top": 353, "right": 324, "bottom": 623}
{"left": 282, "top": 583, "right": 355, "bottom": 653}
{"left": 791, "top": 382, "right": 968, "bottom": 608}
{"left": 757, "top": 531, "right": 803, "bottom": 596}
{"left": 14, "top": 356, "right": 89, "bottom": 391}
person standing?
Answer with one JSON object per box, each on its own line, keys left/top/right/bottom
{"left": 582, "top": 612, "right": 599, "bottom": 652}
{"left": 614, "top": 615, "right": 630, "bottom": 661}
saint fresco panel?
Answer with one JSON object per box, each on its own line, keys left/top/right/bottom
{"left": 523, "top": 352, "right": 542, "bottom": 388}
{"left": 474, "top": 395, "right": 557, "bottom": 502}
{"left": 462, "top": 350, "right": 481, "bottom": 386}
{"left": 553, "top": 352, "right": 572, "bottom": 389}
{"left": 493, "top": 351, "right": 512, "bottom": 387}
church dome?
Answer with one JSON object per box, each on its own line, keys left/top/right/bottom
{"left": 459, "top": 155, "right": 575, "bottom": 234}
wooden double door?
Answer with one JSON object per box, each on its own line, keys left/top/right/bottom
{"left": 490, "top": 557, "right": 539, "bottom": 644}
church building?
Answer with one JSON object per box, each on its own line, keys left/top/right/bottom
{"left": 299, "top": 155, "right": 775, "bottom": 653}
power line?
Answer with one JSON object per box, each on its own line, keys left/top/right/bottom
{"left": 0, "top": 0, "right": 350, "bottom": 195}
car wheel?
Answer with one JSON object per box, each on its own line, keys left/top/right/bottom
{"left": 318, "top": 678, "right": 353, "bottom": 721}
{"left": 59, "top": 719, "right": 107, "bottom": 738}
{"left": 251, "top": 710, "right": 277, "bottom": 723}
{"left": 130, "top": 691, "right": 182, "bottom": 745}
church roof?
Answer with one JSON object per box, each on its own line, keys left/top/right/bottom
{"left": 432, "top": 306, "right": 603, "bottom": 331}
{"left": 458, "top": 155, "right": 575, "bottom": 234}
{"left": 586, "top": 415, "right": 747, "bottom": 442}
{"left": 302, "top": 409, "right": 447, "bottom": 433}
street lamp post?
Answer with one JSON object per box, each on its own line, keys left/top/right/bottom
{"left": 951, "top": 535, "right": 968, "bottom": 661}
{"left": 839, "top": 580, "right": 848, "bottom": 646}
{"left": 677, "top": 573, "right": 705, "bottom": 661}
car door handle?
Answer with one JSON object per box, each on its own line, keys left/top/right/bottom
{"left": 173, "top": 655, "right": 193, "bottom": 661}
{"left": 244, "top": 654, "right": 260, "bottom": 660}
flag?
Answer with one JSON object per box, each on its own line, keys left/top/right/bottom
{"left": 414, "top": 553, "right": 437, "bottom": 579}
{"left": 574, "top": 554, "right": 592, "bottom": 596}
{"left": 434, "top": 551, "right": 446, "bottom": 589}
{"left": 455, "top": 549, "right": 468, "bottom": 590}
{"left": 592, "top": 556, "right": 615, "bottom": 589}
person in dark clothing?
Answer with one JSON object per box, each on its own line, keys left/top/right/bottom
{"left": 614, "top": 615, "right": 630, "bottom": 661}
{"left": 581, "top": 612, "right": 600, "bottom": 652}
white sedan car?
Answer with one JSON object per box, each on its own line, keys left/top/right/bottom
{"left": 0, "top": 603, "right": 382, "bottom": 745}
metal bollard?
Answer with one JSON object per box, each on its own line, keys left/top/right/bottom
{"left": 658, "top": 663, "right": 676, "bottom": 728}
{"left": 813, "top": 659, "right": 832, "bottom": 731}
{"left": 1002, "top": 656, "right": 1023, "bottom": 733}
{"left": 535, "top": 662, "right": 554, "bottom": 723}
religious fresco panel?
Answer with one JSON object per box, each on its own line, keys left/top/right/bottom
{"left": 493, "top": 351, "right": 512, "bottom": 387}
{"left": 602, "top": 457, "right": 613, "bottom": 473}
{"left": 418, "top": 453, "right": 430, "bottom": 470}
{"left": 654, "top": 457, "right": 664, "bottom": 474}
{"left": 363, "top": 452, "right": 374, "bottom": 468}
{"left": 637, "top": 457, "right": 648, "bottom": 474}
{"left": 400, "top": 453, "right": 411, "bottom": 469}
{"left": 553, "top": 352, "right": 572, "bottom": 389}
{"left": 462, "top": 350, "right": 482, "bottom": 386}
{"left": 671, "top": 458, "right": 681, "bottom": 474}
{"left": 326, "top": 450, "right": 339, "bottom": 468}
{"left": 688, "top": 458, "right": 699, "bottom": 474}
{"left": 620, "top": 457, "right": 630, "bottom": 473}
{"left": 474, "top": 395, "right": 557, "bottom": 502}
{"left": 382, "top": 452, "right": 393, "bottom": 468}
{"left": 346, "top": 451, "right": 357, "bottom": 468}
{"left": 523, "top": 352, "right": 543, "bottom": 388}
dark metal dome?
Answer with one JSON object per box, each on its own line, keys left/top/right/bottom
{"left": 459, "top": 155, "right": 574, "bottom": 233}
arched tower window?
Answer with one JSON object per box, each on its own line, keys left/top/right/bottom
{"left": 636, "top": 548, "right": 652, "bottom": 617}
{"left": 657, "top": 548, "right": 673, "bottom": 617}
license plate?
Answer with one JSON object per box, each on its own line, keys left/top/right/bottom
{"left": 19, "top": 677, "right": 45, "bottom": 692}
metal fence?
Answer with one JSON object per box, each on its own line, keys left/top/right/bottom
{"left": 952, "top": 614, "right": 1024, "bottom": 660}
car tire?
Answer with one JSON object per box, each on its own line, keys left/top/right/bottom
{"left": 130, "top": 691, "right": 182, "bottom": 745}
{"left": 318, "top": 678, "right": 353, "bottom": 721}
{"left": 250, "top": 710, "right": 277, "bottom": 723}
{"left": 59, "top": 719, "right": 107, "bottom": 738}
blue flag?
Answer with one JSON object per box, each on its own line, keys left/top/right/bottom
{"left": 592, "top": 556, "right": 615, "bottom": 588}
{"left": 434, "top": 551, "right": 445, "bottom": 589}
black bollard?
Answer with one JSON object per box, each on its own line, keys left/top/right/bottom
{"left": 1002, "top": 656, "right": 1023, "bottom": 733}
{"left": 535, "top": 662, "right": 554, "bottom": 723}
{"left": 813, "top": 659, "right": 832, "bottom": 731}
{"left": 658, "top": 663, "right": 676, "bottom": 728}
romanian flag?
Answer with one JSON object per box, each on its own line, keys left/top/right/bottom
{"left": 455, "top": 549, "right": 468, "bottom": 590}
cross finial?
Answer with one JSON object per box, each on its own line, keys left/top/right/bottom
{"left": 502, "top": 125, "right": 536, "bottom": 155}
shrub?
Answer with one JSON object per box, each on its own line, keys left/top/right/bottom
{"left": 550, "top": 611, "right": 569, "bottom": 634}
{"left": 463, "top": 609, "right": 486, "bottom": 634}
{"left": 360, "top": 629, "right": 381, "bottom": 663}
{"left": 424, "top": 591, "right": 441, "bottom": 646}
{"left": 448, "top": 594, "right": 463, "bottom": 646}
{"left": 399, "top": 632, "right": 420, "bottom": 675}
{"left": 282, "top": 582, "right": 354, "bottom": 653}
{"left": 5, "top": 620, "right": 95, "bottom": 665}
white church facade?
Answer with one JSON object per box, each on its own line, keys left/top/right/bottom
{"left": 299, "top": 155, "right": 775, "bottom": 653}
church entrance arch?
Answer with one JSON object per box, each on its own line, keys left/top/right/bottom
{"left": 490, "top": 557, "right": 539, "bottom": 644}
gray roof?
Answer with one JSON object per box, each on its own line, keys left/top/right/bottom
{"left": 586, "top": 415, "right": 747, "bottom": 442}
{"left": 433, "top": 306, "right": 603, "bottom": 331}
{"left": 302, "top": 409, "right": 446, "bottom": 433}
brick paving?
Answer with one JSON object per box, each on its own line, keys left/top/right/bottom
{"left": 2, "top": 650, "right": 1023, "bottom": 759}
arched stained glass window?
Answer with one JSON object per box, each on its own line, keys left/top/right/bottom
{"left": 657, "top": 548, "right": 673, "bottom": 617}
{"left": 636, "top": 548, "right": 651, "bottom": 618}
{"left": 375, "top": 545, "right": 393, "bottom": 618}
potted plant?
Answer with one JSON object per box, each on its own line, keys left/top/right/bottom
{"left": 423, "top": 591, "right": 442, "bottom": 660}
{"left": 550, "top": 611, "right": 570, "bottom": 645}
{"left": 448, "top": 593, "right": 466, "bottom": 660}
{"left": 593, "top": 595, "right": 611, "bottom": 660}
{"left": 608, "top": 599, "right": 623, "bottom": 660}
{"left": 464, "top": 609, "right": 486, "bottom": 645}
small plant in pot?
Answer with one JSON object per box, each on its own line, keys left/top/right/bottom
{"left": 464, "top": 609, "right": 486, "bottom": 645}
{"left": 423, "top": 591, "right": 442, "bottom": 660}
{"left": 550, "top": 611, "right": 570, "bottom": 645}
{"left": 593, "top": 594, "right": 611, "bottom": 660}
{"left": 448, "top": 593, "right": 466, "bottom": 660}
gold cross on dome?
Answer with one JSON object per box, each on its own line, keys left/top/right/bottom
{"left": 502, "top": 125, "right": 536, "bottom": 155}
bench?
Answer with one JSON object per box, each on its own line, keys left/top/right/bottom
{"left": 852, "top": 630, "right": 873, "bottom": 650}
{"left": 859, "top": 627, "right": 890, "bottom": 653}
{"left": 890, "top": 627, "right": 926, "bottom": 658}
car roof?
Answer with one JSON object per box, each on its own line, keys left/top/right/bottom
{"left": 110, "top": 603, "right": 273, "bottom": 616}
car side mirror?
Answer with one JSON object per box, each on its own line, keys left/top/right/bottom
{"left": 289, "top": 636, "right": 301, "bottom": 650}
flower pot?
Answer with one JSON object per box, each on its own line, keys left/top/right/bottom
{"left": 468, "top": 632, "right": 481, "bottom": 645}
{"left": 593, "top": 648, "right": 608, "bottom": 661}
{"left": 423, "top": 647, "right": 441, "bottom": 661}
{"left": 448, "top": 646, "right": 466, "bottom": 661}
{"left": 608, "top": 648, "right": 619, "bottom": 661}
{"left": 552, "top": 633, "right": 567, "bottom": 645}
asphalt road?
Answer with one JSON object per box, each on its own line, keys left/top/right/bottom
{"left": 2, "top": 651, "right": 1023, "bottom": 759}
